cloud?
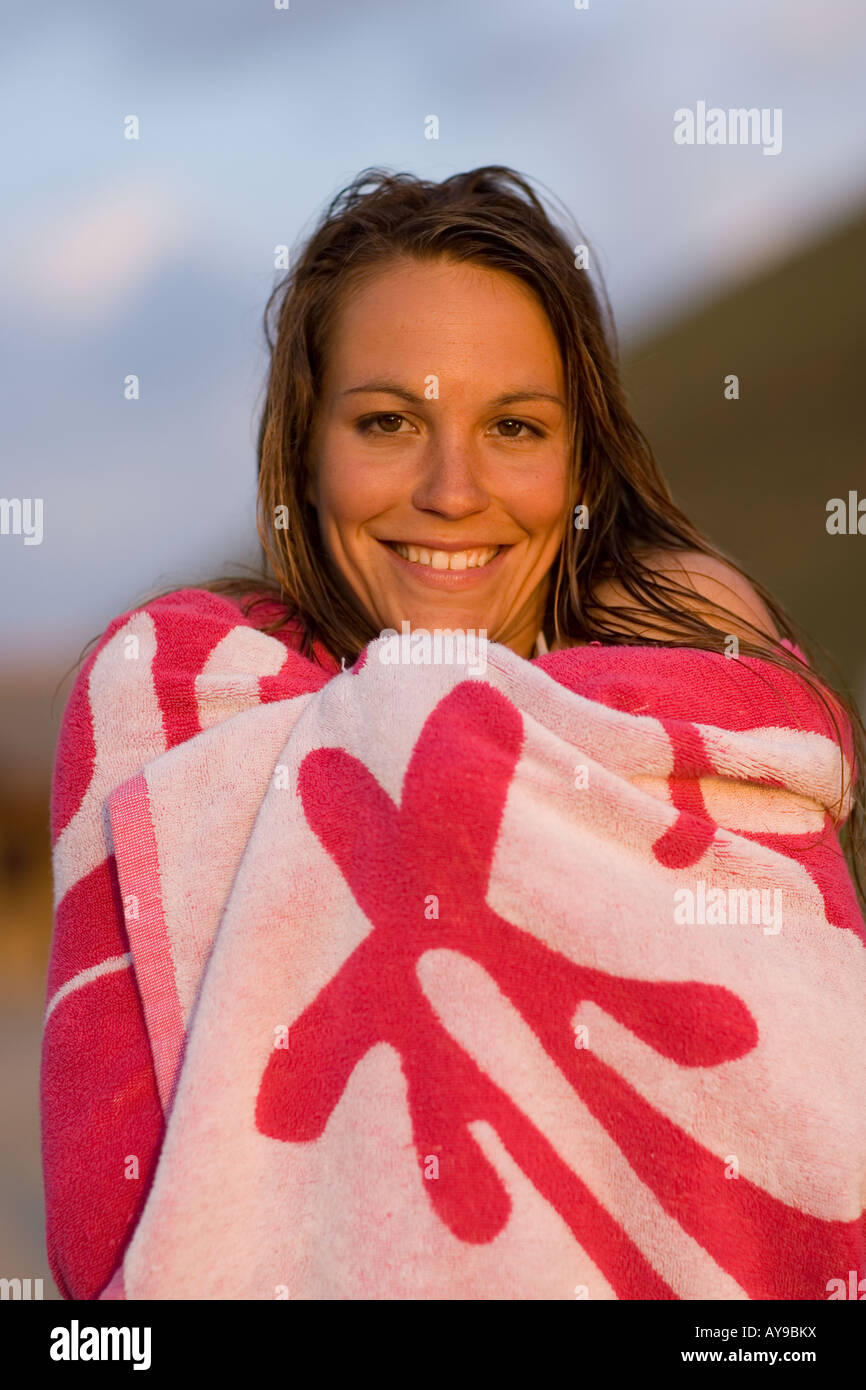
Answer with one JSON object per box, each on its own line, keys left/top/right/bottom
{"left": 2, "top": 181, "right": 192, "bottom": 324}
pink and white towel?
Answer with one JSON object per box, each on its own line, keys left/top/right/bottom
{"left": 42, "top": 588, "right": 866, "bottom": 1299}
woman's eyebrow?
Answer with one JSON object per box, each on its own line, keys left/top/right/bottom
{"left": 341, "top": 381, "right": 565, "bottom": 408}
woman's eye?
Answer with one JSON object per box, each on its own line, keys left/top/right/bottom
{"left": 494, "top": 417, "right": 541, "bottom": 439}
{"left": 357, "top": 414, "right": 542, "bottom": 439}
{"left": 357, "top": 413, "right": 408, "bottom": 435}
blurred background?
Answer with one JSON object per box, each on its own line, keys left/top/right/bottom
{"left": 2, "top": 0, "right": 864, "bottom": 1298}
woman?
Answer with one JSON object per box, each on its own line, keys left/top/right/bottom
{"left": 249, "top": 169, "right": 801, "bottom": 662}
{"left": 43, "top": 166, "right": 866, "bottom": 1301}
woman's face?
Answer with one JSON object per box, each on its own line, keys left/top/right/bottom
{"left": 307, "top": 256, "right": 571, "bottom": 658}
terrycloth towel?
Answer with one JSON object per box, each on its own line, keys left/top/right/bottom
{"left": 42, "top": 588, "right": 866, "bottom": 1300}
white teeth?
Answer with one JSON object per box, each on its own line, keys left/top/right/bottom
{"left": 391, "top": 544, "right": 501, "bottom": 570}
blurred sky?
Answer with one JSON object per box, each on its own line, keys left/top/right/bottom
{"left": 2, "top": 0, "right": 865, "bottom": 668}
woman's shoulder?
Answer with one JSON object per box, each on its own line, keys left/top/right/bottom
{"left": 593, "top": 547, "right": 781, "bottom": 645}
{"left": 64, "top": 584, "right": 340, "bottom": 728}
{"left": 75, "top": 586, "right": 261, "bottom": 682}
{"left": 84, "top": 585, "right": 310, "bottom": 664}
{"left": 51, "top": 589, "right": 252, "bottom": 826}
{"left": 51, "top": 586, "right": 329, "bottom": 845}
{"left": 65, "top": 583, "right": 338, "bottom": 715}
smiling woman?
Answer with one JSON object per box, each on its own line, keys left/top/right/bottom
{"left": 44, "top": 165, "right": 866, "bottom": 1303}
{"left": 228, "top": 173, "right": 801, "bottom": 659}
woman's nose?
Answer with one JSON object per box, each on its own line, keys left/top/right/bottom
{"left": 410, "top": 437, "right": 490, "bottom": 517}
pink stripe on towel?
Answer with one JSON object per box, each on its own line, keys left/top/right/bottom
{"left": 109, "top": 772, "right": 185, "bottom": 1113}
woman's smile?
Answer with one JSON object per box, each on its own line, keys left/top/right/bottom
{"left": 376, "top": 537, "right": 514, "bottom": 588}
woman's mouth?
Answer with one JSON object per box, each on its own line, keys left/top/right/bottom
{"left": 377, "top": 539, "right": 512, "bottom": 587}
{"left": 390, "top": 542, "right": 501, "bottom": 570}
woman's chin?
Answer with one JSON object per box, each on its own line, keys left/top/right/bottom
{"left": 380, "top": 609, "right": 492, "bottom": 635}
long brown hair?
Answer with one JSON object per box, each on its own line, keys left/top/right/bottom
{"left": 80, "top": 165, "right": 866, "bottom": 905}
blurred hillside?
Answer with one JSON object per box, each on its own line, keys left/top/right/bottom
{"left": 2, "top": 203, "right": 864, "bottom": 1299}
{"left": 622, "top": 200, "right": 866, "bottom": 714}
{"left": 0, "top": 676, "right": 63, "bottom": 1298}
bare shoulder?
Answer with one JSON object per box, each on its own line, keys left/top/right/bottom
{"left": 591, "top": 547, "right": 782, "bottom": 643}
